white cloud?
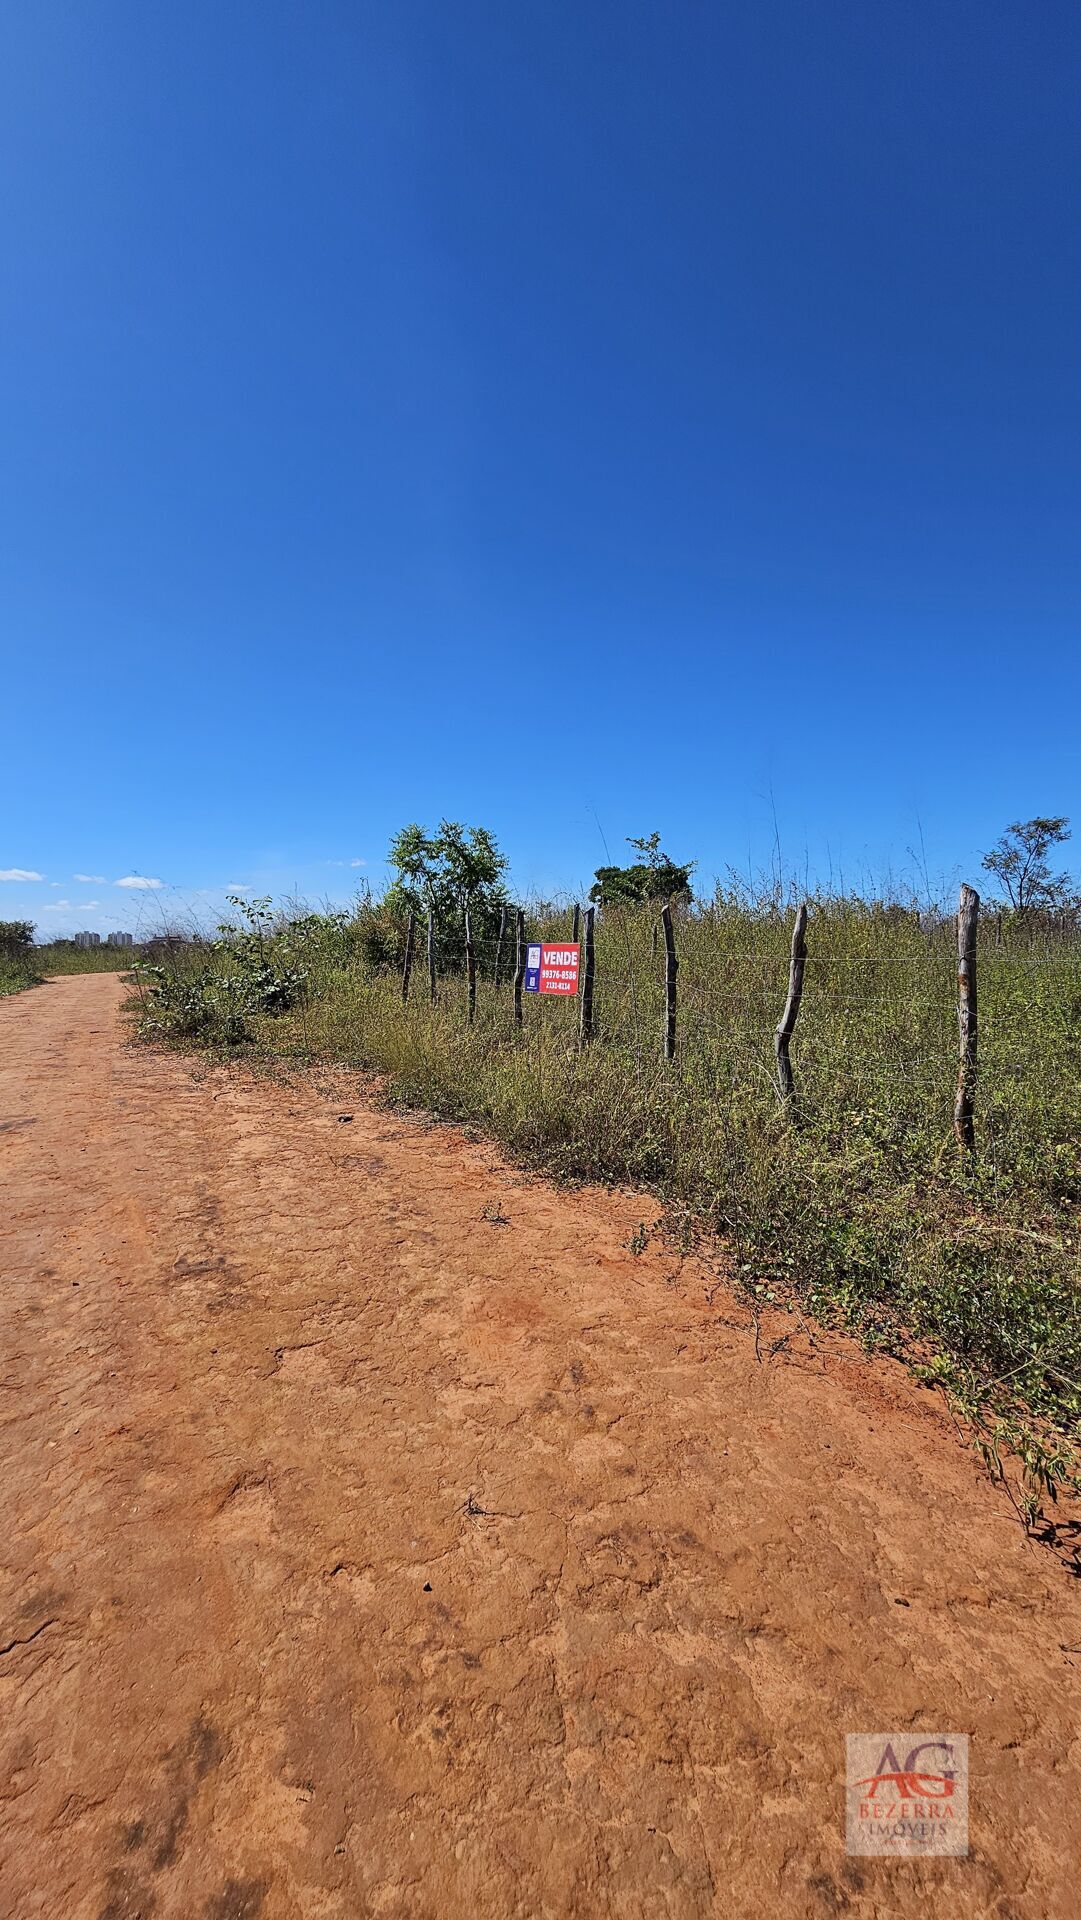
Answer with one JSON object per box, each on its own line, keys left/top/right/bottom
{"left": 78, "top": 900, "right": 101, "bottom": 910}
{"left": 44, "top": 900, "right": 72, "bottom": 912}
{"left": 0, "top": 868, "right": 43, "bottom": 882}
{"left": 115, "top": 875, "right": 163, "bottom": 889}
{"left": 74, "top": 874, "right": 107, "bottom": 884}
{"left": 327, "top": 857, "right": 367, "bottom": 868}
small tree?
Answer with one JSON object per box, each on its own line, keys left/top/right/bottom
{"left": 981, "top": 817, "right": 1076, "bottom": 916}
{"left": 590, "top": 833, "right": 694, "bottom": 909}
{"left": 0, "top": 919, "right": 35, "bottom": 957}
{"left": 385, "top": 820, "right": 510, "bottom": 961}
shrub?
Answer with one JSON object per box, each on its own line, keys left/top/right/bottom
{"left": 135, "top": 897, "right": 307, "bottom": 1045}
{"left": 0, "top": 920, "right": 40, "bottom": 996}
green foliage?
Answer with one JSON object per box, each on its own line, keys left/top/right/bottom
{"left": 385, "top": 820, "right": 509, "bottom": 962}
{"left": 0, "top": 920, "right": 40, "bottom": 995}
{"left": 590, "top": 832, "right": 694, "bottom": 907}
{"left": 135, "top": 896, "right": 308, "bottom": 1044}
{"left": 0, "top": 919, "right": 35, "bottom": 954}
{"left": 353, "top": 901, "right": 411, "bottom": 974}
{"left": 982, "top": 816, "right": 1077, "bottom": 916}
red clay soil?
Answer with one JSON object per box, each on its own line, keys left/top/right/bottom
{"left": 1, "top": 974, "right": 1079, "bottom": 1920}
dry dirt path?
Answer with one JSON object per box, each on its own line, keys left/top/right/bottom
{"left": 1, "top": 974, "right": 1078, "bottom": 1920}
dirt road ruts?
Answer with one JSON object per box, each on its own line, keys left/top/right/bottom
{"left": 1, "top": 974, "right": 1078, "bottom": 1918}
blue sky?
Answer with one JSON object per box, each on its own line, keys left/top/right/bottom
{"left": 3, "top": 1, "right": 1079, "bottom": 935}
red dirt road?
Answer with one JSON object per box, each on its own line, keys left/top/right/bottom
{"left": 1, "top": 974, "right": 1079, "bottom": 1919}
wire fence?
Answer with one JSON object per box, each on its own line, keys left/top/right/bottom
{"left": 384, "top": 890, "right": 1081, "bottom": 1156}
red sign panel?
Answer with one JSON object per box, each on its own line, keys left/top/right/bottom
{"left": 524, "top": 942, "right": 580, "bottom": 996}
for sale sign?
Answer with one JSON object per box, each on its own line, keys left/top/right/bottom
{"left": 524, "top": 942, "right": 580, "bottom": 996}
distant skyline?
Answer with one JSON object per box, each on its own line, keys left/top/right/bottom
{"left": 3, "top": 2, "right": 1079, "bottom": 936}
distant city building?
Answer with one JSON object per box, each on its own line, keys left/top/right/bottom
{"left": 71, "top": 929, "right": 135, "bottom": 948}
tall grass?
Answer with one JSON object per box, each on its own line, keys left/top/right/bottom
{"left": 131, "top": 892, "right": 1081, "bottom": 1472}
{"left": 37, "top": 941, "right": 142, "bottom": 975}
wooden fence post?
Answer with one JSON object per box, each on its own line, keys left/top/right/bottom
{"left": 954, "top": 884, "right": 979, "bottom": 1152}
{"left": 661, "top": 903, "right": 678, "bottom": 1062}
{"left": 579, "top": 905, "right": 595, "bottom": 1048}
{"left": 512, "top": 909, "right": 525, "bottom": 1028}
{"left": 571, "top": 902, "right": 581, "bottom": 943}
{"left": 401, "top": 911, "right": 416, "bottom": 1005}
{"left": 427, "top": 909, "right": 437, "bottom": 1005}
{"left": 494, "top": 904, "right": 508, "bottom": 989}
{"left": 774, "top": 903, "right": 808, "bottom": 1106}
{"left": 464, "top": 908, "right": 476, "bottom": 1026}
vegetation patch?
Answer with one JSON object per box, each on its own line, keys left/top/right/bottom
{"left": 127, "top": 822, "right": 1081, "bottom": 1520}
{"left": 36, "top": 942, "right": 142, "bottom": 976}
{"left": 0, "top": 921, "right": 42, "bottom": 997}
